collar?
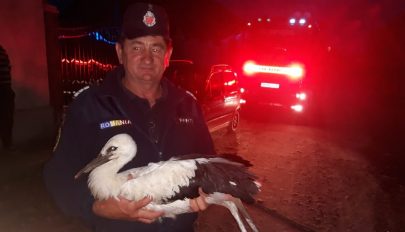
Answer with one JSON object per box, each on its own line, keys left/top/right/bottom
{"left": 121, "top": 79, "right": 168, "bottom": 103}
{"left": 100, "top": 65, "right": 184, "bottom": 107}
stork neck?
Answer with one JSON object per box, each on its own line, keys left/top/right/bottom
{"left": 89, "top": 167, "right": 125, "bottom": 199}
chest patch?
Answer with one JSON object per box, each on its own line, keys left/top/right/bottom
{"left": 100, "top": 119, "right": 132, "bottom": 129}
{"left": 177, "top": 117, "right": 194, "bottom": 126}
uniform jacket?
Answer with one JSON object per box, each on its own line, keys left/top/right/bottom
{"left": 43, "top": 66, "right": 215, "bottom": 232}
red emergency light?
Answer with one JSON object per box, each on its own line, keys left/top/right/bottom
{"left": 224, "top": 79, "right": 236, "bottom": 86}
{"left": 242, "top": 61, "right": 305, "bottom": 80}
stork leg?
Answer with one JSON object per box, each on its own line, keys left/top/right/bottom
{"left": 205, "top": 193, "right": 248, "bottom": 232}
{"left": 146, "top": 195, "right": 259, "bottom": 232}
{"left": 232, "top": 198, "right": 259, "bottom": 232}
{"left": 222, "top": 200, "right": 248, "bottom": 232}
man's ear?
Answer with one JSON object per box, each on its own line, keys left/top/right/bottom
{"left": 115, "top": 43, "right": 123, "bottom": 64}
{"left": 164, "top": 47, "right": 173, "bottom": 68}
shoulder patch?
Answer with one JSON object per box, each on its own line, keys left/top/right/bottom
{"left": 73, "top": 86, "right": 90, "bottom": 99}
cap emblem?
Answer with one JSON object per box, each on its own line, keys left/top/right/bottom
{"left": 143, "top": 11, "right": 156, "bottom": 27}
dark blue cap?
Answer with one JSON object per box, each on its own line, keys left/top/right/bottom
{"left": 121, "top": 3, "right": 170, "bottom": 41}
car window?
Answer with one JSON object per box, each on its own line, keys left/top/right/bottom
{"left": 209, "top": 73, "right": 224, "bottom": 98}
{"left": 223, "top": 71, "right": 238, "bottom": 95}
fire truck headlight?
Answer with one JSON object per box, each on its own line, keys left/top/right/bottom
{"left": 296, "top": 92, "right": 307, "bottom": 101}
{"left": 243, "top": 61, "right": 256, "bottom": 76}
{"left": 299, "top": 18, "right": 306, "bottom": 25}
{"left": 287, "top": 65, "right": 304, "bottom": 80}
{"left": 289, "top": 18, "right": 296, "bottom": 25}
{"left": 291, "top": 104, "right": 304, "bottom": 112}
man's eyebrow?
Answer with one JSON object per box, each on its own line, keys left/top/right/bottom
{"left": 127, "top": 40, "right": 165, "bottom": 49}
{"left": 152, "top": 43, "right": 166, "bottom": 49}
{"left": 127, "top": 40, "right": 144, "bottom": 46}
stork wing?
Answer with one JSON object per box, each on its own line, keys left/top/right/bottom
{"left": 119, "top": 158, "right": 205, "bottom": 203}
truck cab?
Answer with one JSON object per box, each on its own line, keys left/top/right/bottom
{"left": 229, "top": 15, "right": 326, "bottom": 117}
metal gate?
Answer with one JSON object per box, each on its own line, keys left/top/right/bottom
{"left": 58, "top": 27, "right": 119, "bottom": 106}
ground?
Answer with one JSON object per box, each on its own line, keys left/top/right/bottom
{"left": 0, "top": 116, "right": 404, "bottom": 231}
{"left": 207, "top": 115, "right": 405, "bottom": 232}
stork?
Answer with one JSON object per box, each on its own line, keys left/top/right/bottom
{"left": 75, "top": 133, "right": 261, "bottom": 232}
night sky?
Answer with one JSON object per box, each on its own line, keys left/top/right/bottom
{"left": 46, "top": 0, "right": 405, "bottom": 53}
{"left": 47, "top": 0, "right": 244, "bottom": 39}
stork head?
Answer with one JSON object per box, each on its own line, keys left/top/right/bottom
{"left": 75, "top": 133, "right": 137, "bottom": 179}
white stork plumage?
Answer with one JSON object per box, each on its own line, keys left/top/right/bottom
{"left": 75, "top": 133, "right": 261, "bottom": 232}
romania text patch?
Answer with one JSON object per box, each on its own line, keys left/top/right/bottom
{"left": 100, "top": 119, "right": 132, "bottom": 129}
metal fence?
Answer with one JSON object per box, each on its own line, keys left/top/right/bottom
{"left": 58, "top": 27, "right": 119, "bottom": 106}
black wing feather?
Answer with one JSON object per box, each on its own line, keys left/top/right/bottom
{"left": 166, "top": 154, "right": 260, "bottom": 204}
{"left": 196, "top": 156, "right": 259, "bottom": 203}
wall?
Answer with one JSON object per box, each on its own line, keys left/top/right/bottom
{"left": 0, "top": 0, "right": 55, "bottom": 146}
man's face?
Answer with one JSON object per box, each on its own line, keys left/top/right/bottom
{"left": 116, "top": 35, "right": 172, "bottom": 85}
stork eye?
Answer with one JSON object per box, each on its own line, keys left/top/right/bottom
{"left": 107, "top": 146, "right": 118, "bottom": 153}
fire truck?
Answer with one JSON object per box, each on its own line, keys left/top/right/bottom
{"left": 229, "top": 14, "right": 326, "bottom": 117}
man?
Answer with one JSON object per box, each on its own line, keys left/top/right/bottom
{"left": 0, "top": 44, "right": 15, "bottom": 151}
{"left": 44, "top": 3, "right": 215, "bottom": 232}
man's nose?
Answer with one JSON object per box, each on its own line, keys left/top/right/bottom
{"left": 142, "top": 49, "right": 153, "bottom": 64}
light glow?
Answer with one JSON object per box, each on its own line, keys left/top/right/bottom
{"left": 260, "top": 82, "right": 280, "bottom": 89}
{"left": 61, "top": 58, "right": 115, "bottom": 71}
{"left": 291, "top": 104, "right": 304, "bottom": 112}
{"left": 242, "top": 61, "right": 305, "bottom": 80}
{"left": 287, "top": 64, "right": 304, "bottom": 79}
{"left": 224, "top": 96, "right": 238, "bottom": 106}
{"left": 242, "top": 61, "right": 257, "bottom": 76}
{"left": 58, "top": 31, "right": 117, "bottom": 45}
{"left": 89, "top": 32, "right": 115, "bottom": 45}
{"left": 289, "top": 18, "right": 296, "bottom": 25}
{"left": 224, "top": 79, "right": 236, "bottom": 86}
{"left": 296, "top": 92, "right": 307, "bottom": 101}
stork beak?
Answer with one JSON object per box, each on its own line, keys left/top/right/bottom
{"left": 74, "top": 153, "right": 113, "bottom": 179}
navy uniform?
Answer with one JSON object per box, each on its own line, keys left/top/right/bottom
{"left": 0, "top": 45, "right": 15, "bottom": 150}
{"left": 43, "top": 3, "right": 215, "bottom": 232}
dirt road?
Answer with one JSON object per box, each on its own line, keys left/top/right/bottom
{"left": 205, "top": 117, "right": 405, "bottom": 232}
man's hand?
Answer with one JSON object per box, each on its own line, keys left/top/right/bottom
{"left": 92, "top": 196, "right": 164, "bottom": 223}
{"left": 189, "top": 188, "right": 209, "bottom": 212}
